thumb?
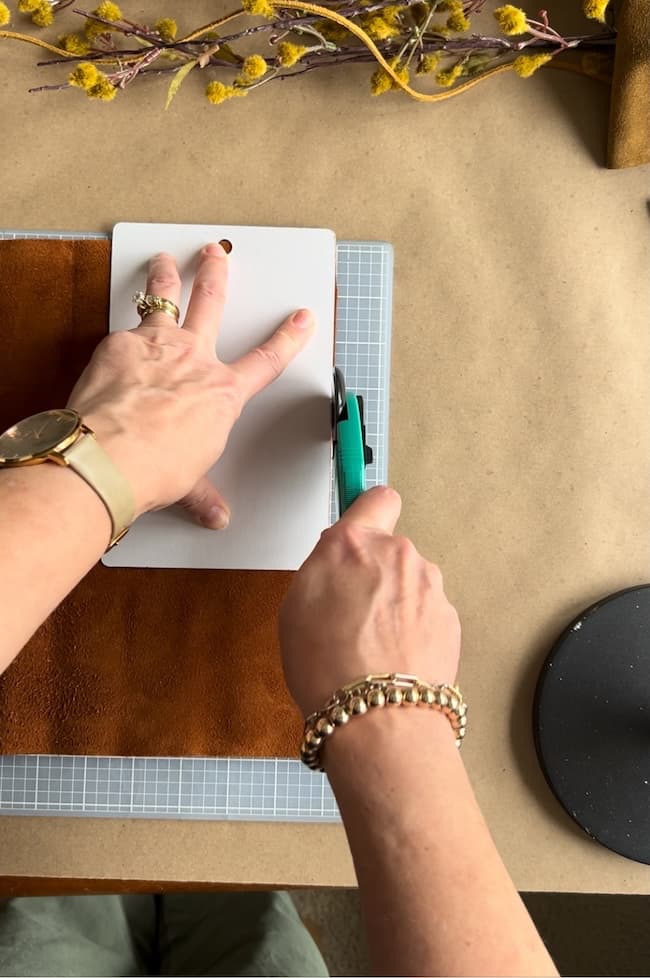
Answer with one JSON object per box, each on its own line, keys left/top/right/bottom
{"left": 177, "top": 475, "right": 230, "bottom": 529}
{"left": 337, "top": 486, "right": 401, "bottom": 534}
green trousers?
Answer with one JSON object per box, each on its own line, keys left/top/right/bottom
{"left": 0, "top": 892, "right": 329, "bottom": 977}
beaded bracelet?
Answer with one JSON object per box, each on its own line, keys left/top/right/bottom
{"left": 300, "top": 672, "right": 467, "bottom": 771}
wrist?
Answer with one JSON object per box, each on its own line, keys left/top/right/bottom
{"left": 0, "top": 460, "right": 112, "bottom": 551}
{"left": 324, "top": 703, "right": 459, "bottom": 779}
{"left": 81, "top": 412, "right": 149, "bottom": 519}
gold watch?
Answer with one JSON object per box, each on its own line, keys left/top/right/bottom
{"left": 0, "top": 408, "right": 135, "bottom": 549}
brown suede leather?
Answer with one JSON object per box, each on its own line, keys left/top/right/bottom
{"left": 608, "top": 0, "right": 650, "bottom": 169}
{"left": 0, "top": 238, "right": 302, "bottom": 757}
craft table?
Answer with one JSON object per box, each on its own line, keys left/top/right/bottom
{"left": 1, "top": 0, "right": 648, "bottom": 894}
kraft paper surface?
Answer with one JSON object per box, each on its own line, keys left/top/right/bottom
{"left": 0, "top": 0, "right": 648, "bottom": 893}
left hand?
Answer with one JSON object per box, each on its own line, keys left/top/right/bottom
{"left": 67, "top": 243, "right": 315, "bottom": 527}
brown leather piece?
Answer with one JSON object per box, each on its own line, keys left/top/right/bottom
{"left": 0, "top": 238, "right": 302, "bottom": 757}
{"left": 608, "top": 0, "right": 650, "bottom": 169}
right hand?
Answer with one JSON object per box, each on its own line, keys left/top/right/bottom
{"left": 279, "top": 486, "right": 461, "bottom": 718}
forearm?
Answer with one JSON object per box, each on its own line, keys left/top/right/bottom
{"left": 327, "top": 708, "right": 557, "bottom": 978}
{"left": 0, "top": 466, "right": 110, "bottom": 672}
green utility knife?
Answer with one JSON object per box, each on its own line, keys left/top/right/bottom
{"left": 333, "top": 367, "right": 373, "bottom": 515}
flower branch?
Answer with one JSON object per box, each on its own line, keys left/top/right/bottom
{"left": 0, "top": 0, "right": 617, "bottom": 105}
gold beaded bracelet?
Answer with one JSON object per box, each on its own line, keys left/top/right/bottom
{"left": 300, "top": 672, "right": 467, "bottom": 772}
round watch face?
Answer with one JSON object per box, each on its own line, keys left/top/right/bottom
{"left": 0, "top": 409, "right": 81, "bottom": 464}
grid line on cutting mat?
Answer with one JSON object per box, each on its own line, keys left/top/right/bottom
{"left": 0, "top": 229, "right": 393, "bottom": 822}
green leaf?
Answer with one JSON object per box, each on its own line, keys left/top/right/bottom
{"left": 164, "top": 58, "right": 198, "bottom": 110}
{"left": 217, "top": 43, "right": 240, "bottom": 65}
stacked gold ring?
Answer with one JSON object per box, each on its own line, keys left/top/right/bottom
{"left": 132, "top": 291, "right": 180, "bottom": 324}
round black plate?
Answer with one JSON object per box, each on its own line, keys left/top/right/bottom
{"left": 534, "top": 585, "right": 650, "bottom": 864}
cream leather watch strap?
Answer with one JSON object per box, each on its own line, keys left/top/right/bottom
{"left": 63, "top": 430, "right": 135, "bottom": 548}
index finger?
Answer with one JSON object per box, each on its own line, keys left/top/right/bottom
{"left": 182, "top": 242, "right": 229, "bottom": 348}
{"left": 337, "top": 486, "right": 402, "bottom": 534}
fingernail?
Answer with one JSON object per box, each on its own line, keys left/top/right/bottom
{"left": 202, "top": 243, "right": 225, "bottom": 258}
{"left": 201, "top": 505, "right": 230, "bottom": 529}
{"left": 292, "top": 308, "right": 313, "bottom": 329}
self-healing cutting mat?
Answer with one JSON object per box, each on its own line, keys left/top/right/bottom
{"left": 0, "top": 755, "right": 341, "bottom": 822}
{"left": 0, "top": 232, "right": 392, "bottom": 767}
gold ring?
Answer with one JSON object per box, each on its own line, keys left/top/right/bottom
{"left": 132, "top": 291, "right": 180, "bottom": 324}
